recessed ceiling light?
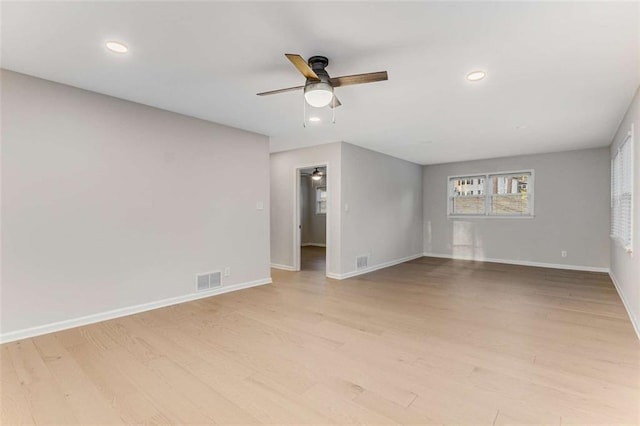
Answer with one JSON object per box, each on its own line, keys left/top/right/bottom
{"left": 105, "top": 41, "right": 128, "bottom": 54}
{"left": 309, "top": 116, "right": 321, "bottom": 122}
{"left": 466, "top": 70, "right": 486, "bottom": 81}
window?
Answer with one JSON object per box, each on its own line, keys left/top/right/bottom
{"left": 448, "top": 171, "right": 533, "bottom": 217}
{"left": 489, "top": 173, "right": 531, "bottom": 216}
{"left": 316, "top": 187, "right": 327, "bottom": 214}
{"left": 449, "top": 175, "right": 486, "bottom": 215}
{"left": 611, "top": 129, "right": 634, "bottom": 252}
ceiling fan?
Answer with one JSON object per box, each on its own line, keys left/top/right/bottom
{"left": 257, "top": 54, "right": 388, "bottom": 109}
{"left": 301, "top": 167, "right": 326, "bottom": 180}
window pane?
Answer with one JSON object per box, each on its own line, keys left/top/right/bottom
{"left": 491, "top": 174, "right": 529, "bottom": 195}
{"left": 489, "top": 173, "right": 531, "bottom": 215}
{"left": 316, "top": 187, "right": 327, "bottom": 214}
{"left": 490, "top": 194, "right": 530, "bottom": 215}
{"left": 449, "top": 176, "right": 486, "bottom": 215}
{"left": 452, "top": 176, "right": 485, "bottom": 196}
{"left": 451, "top": 196, "right": 485, "bottom": 215}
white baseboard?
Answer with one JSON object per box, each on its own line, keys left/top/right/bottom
{"left": 327, "top": 253, "right": 424, "bottom": 280}
{"left": 0, "top": 277, "right": 272, "bottom": 344}
{"left": 301, "top": 243, "right": 326, "bottom": 247}
{"left": 270, "top": 263, "right": 296, "bottom": 271}
{"left": 422, "top": 252, "right": 609, "bottom": 273}
{"left": 608, "top": 271, "right": 640, "bottom": 340}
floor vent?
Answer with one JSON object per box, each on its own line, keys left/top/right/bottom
{"left": 356, "top": 255, "right": 369, "bottom": 270}
{"left": 196, "top": 271, "right": 222, "bottom": 291}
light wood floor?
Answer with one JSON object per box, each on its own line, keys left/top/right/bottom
{"left": 2, "top": 254, "right": 639, "bottom": 425}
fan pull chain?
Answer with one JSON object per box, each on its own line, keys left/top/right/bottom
{"left": 302, "top": 96, "right": 307, "bottom": 127}
{"left": 332, "top": 97, "right": 336, "bottom": 124}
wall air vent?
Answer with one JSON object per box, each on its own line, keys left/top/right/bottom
{"left": 196, "top": 271, "right": 222, "bottom": 291}
{"left": 356, "top": 255, "right": 369, "bottom": 270}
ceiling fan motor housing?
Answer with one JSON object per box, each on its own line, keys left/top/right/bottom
{"left": 308, "top": 56, "right": 329, "bottom": 71}
{"left": 308, "top": 56, "right": 330, "bottom": 82}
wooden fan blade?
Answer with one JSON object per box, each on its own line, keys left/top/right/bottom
{"left": 285, "top": 54, "right": 320, "bottom": 81}
{"left": 330, "top": 71, "right": 388, "bottom": 87}
{"left": 257, "top": 85, "right": 304, "bottom": 96}
{"left": 329, "top": 95, "right": 342, "bottom": 109}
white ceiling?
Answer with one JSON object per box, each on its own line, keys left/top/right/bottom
{"left": 2, "top": 1, "right": 639, "bottom": 165}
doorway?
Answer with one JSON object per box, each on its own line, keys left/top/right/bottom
{"left": 294, "top": 164, "right": 329, "bottom": 273}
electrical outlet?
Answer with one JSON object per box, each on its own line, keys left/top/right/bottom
{"left": 256, "top": 201, "right": 264, "bottom": 210}
{"left": 224, "top": 267, "right": 231, "bottom": 277}
{"left": 561, "top": 251, "right": 567, "bottom": 258}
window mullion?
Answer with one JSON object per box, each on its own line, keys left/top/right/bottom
{"left": 484, "top": 174, "right": 489, "bottom": 216}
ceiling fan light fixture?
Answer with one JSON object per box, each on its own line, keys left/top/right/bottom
{"left": 304, "top": 81, "right": 334, "bottom": 108}
{"left": 311, "top": 168, "right": 323, "bottom": 181}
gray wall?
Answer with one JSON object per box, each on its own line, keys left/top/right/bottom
{"left": 610, "top": 87, "right": 640, "bottom": 335}
{"left": 270, "top": 143, "right": 342, "bottom": 274}
{"left": 423, "top": 148, "right": 610, "bottom": 269}
{"left": 300, "top": 172, "right": 326, "bottom": 246}
{"left": 1, "top": 70, "right": 271, "bottom": 335}
{"left": 340, "top": 143, "right": 423, "bottom": 276}
{"left": 300, "top": 174, "right": 311, "bottom": 244}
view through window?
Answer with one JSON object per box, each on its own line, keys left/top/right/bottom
{"left": 316, "top": 187, "right": 327, "bottom": 214}
{"left": 449, "top": 171, "right": 533, "bottom": 217}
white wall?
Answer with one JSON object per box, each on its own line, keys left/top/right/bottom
{"left": 1, "top": 70, "right": 271, "bottom": 337}
{"left": 340, "top": 143, "right": 423, "bottom": 277}
{"left": 610, "top": 87, "right": 640, "bottom": 337}
{"left": 270, "top": 143, "right": 341, "bottom": 274}
{"left": 423, "top": 148, "right": 610, "bottom": 270}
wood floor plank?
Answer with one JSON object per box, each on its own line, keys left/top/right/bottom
{"left": 65, "top": 340, "right": 174, "bottom": 424}
{"left": 300, "top": 382, "right": 399, "bottom": 424}
{"left": 104, "top": 347, "right": 216, "bottom": 424}
{"left": 31, "top": 334, "right": 123, "bottom": 424}
{"left": 5, "top": 340, "right": 79, "bottom": 424}
{"left": 147, "top": 357, "right": 261, "bottom": 425}
{"left": 1, "top": 346, "right": 36, "bottom": 425}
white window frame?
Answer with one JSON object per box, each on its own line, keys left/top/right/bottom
{"left": 610, "top": 125, "right": 634, "bottom": 253}
{"left": 447, "top": 169, "right": 535, "bottom": 218}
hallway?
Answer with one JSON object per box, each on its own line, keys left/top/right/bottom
{"left": 300, "top": 246, "right": 326, "bottom": 272}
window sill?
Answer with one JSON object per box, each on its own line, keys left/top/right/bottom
{"left": 609, "top": 235, "right": 633, "bottom": 254}
{"left": 448, "top": 215, "right": 535, "bottom": 220}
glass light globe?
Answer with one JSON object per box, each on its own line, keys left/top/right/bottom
{"left": 304, "top": 82, "right": 334, "bottom": 108}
